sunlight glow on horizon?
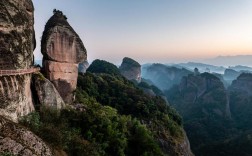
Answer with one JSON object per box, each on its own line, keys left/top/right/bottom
{"left": 33, "top": 0, "right": 252, "bottom": 64}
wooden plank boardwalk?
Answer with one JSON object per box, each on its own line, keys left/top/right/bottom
{"left": 0, "top": 67, "right": 40, "bottom": 76}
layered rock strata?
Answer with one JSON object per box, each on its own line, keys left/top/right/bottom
{"left": 0, "top": 0, "right": 36, "bottom": 121}
{"left": 41, "top": 10, "right": 87, "bottom": 103}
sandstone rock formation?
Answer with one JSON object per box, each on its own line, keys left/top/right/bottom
{"left": 32, "top": 72, "right": 65, "bottom": 109}
{"left": 119, "top": 57, "right": 141, "bottom": 82}
{"left": 0, "top": 0, "right": 36, "bottom": 122}
{"left": 0, "top": 116, "right": 53, "bottom": 156}
{"left": 41, "top": 10, "right": 87, "bottom": 104}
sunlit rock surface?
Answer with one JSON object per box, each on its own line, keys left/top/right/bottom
{"left": 41, "top": 10, "right": 87, "bottom": 103}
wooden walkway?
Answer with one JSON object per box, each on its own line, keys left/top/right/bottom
{"left": 0, "top": 67, "right": 40, "bottom": 76}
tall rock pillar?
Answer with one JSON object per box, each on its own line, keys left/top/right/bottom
{"left": 41, "top": 10, "right": 87, "bottom": 104}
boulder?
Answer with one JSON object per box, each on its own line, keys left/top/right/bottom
{"left": 32, "top": 72, "right": 65, "bottom": 109}
{"left": 41, "top": 10, "right": 87, "bottom": 104}
{"left": 0, "top": 116, "right": 53, "bottom": 156}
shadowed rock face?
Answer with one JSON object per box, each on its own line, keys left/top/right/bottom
{"left": 42, "top": 10, "right": 87, "bottom": 103}
{"left": 119, "top": 57, "right": 141, "bottom": 82}
{"left": 32, "top": 72, "right": 65, "bottom": 110}
{"left": 0, "top": 0, "right": 35, "bottom": 69}
{"left": 0, "top": 0, "right": 35, "bottom": 122}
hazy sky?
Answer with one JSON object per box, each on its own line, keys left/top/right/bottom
{"left": 33, "top": 0, "right": 252, "bottom": 64}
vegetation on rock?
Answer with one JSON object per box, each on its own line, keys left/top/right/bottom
{"left": 87, "top": 59, "right": 121, "bottom": 76}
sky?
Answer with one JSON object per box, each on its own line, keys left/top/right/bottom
{"left": 33, "top": 0, "right": 252, "bottom": 64}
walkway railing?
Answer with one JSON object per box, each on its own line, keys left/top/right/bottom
{"left": 0, "top": 67, "right": 40, "bottom": 76}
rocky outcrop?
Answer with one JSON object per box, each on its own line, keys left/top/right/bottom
{"left": 229, "top": 73, "right": 252, "bottom": 95}
{"left": 0, "top": 116, "right": 53, "bottom": 156}
{"left": 41, "top": 10, "right": 87, "bottom": 104}
{"left": 166, "top": 73, "right": 234, "bottom": 155}
{"left": 0, "top": 0, "right": 36, "bottom": 122}
{"left": 229, "top": 73, "right": 252, "bottom": 129}
{"left": 32, "top": 72, "right": 65, "bottom": 109}
{"left": 159, "top": 133, "right": 194, "bottom": 156}
{"left": 178, "top": 73, "right": 229, "bottom": 117}
{"left": 119, "top": 57, "right": 141, "bottom": 82}
{"left": 78, "top": 60, "right": 89, "bottom": 74}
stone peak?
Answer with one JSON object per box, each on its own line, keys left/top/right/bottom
{"left": 121, "top": 57, "right": 141, "bottom": 68}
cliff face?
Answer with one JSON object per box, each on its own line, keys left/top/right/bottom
{"left": 229, "top": 73, "right": 252, "bottom": 95}
{"left": 165, "top": 73, "right": 233, "bottom": 155}
{"left": 0, "top": 0, "right": 35, "bottom": 122}
{"left": 41, "top": 10, "right": 87, "bottom": 104}
{"left": 0, "top": 0, "right": 35, "bottom": 69}
{"left": 177, "top": 73, "right": 229, "bottom": 119}
{"left": 229, "top": 73, "right": 252, "bottom": 129}
{"left": 0, "top": 75, "right": 34, "bottom": 122}
{"left": 119, "top": 57, "right": 141, "bottom": 82}
{"left": 0, "top": 116, "right": 53, "bottom": 156}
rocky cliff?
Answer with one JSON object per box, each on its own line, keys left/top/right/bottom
{"left": 177, "top": 72, "right": 230, "bottom": 119}
{"left": 229, "top": 73, "right": 252, "bottom": 129}
{"left": 0, "top": 0, "right": 35, "bottom": 69}
{"left": 0, "top": 0, "right": 36, "bottom": 122}
{"left": 119, "top": 57, "right": 141, "bottom": 82}
{"left": 0, "top": 75, "right": 34, "bottom": 122}
{"left": 41, "top": 9, "right": 87, "bottom": 104}
{"left": 165, "top": 73, "right": 234, "bottom": 155}
{"left": 0, "top": 116, "right": 53, "bottom": 155}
